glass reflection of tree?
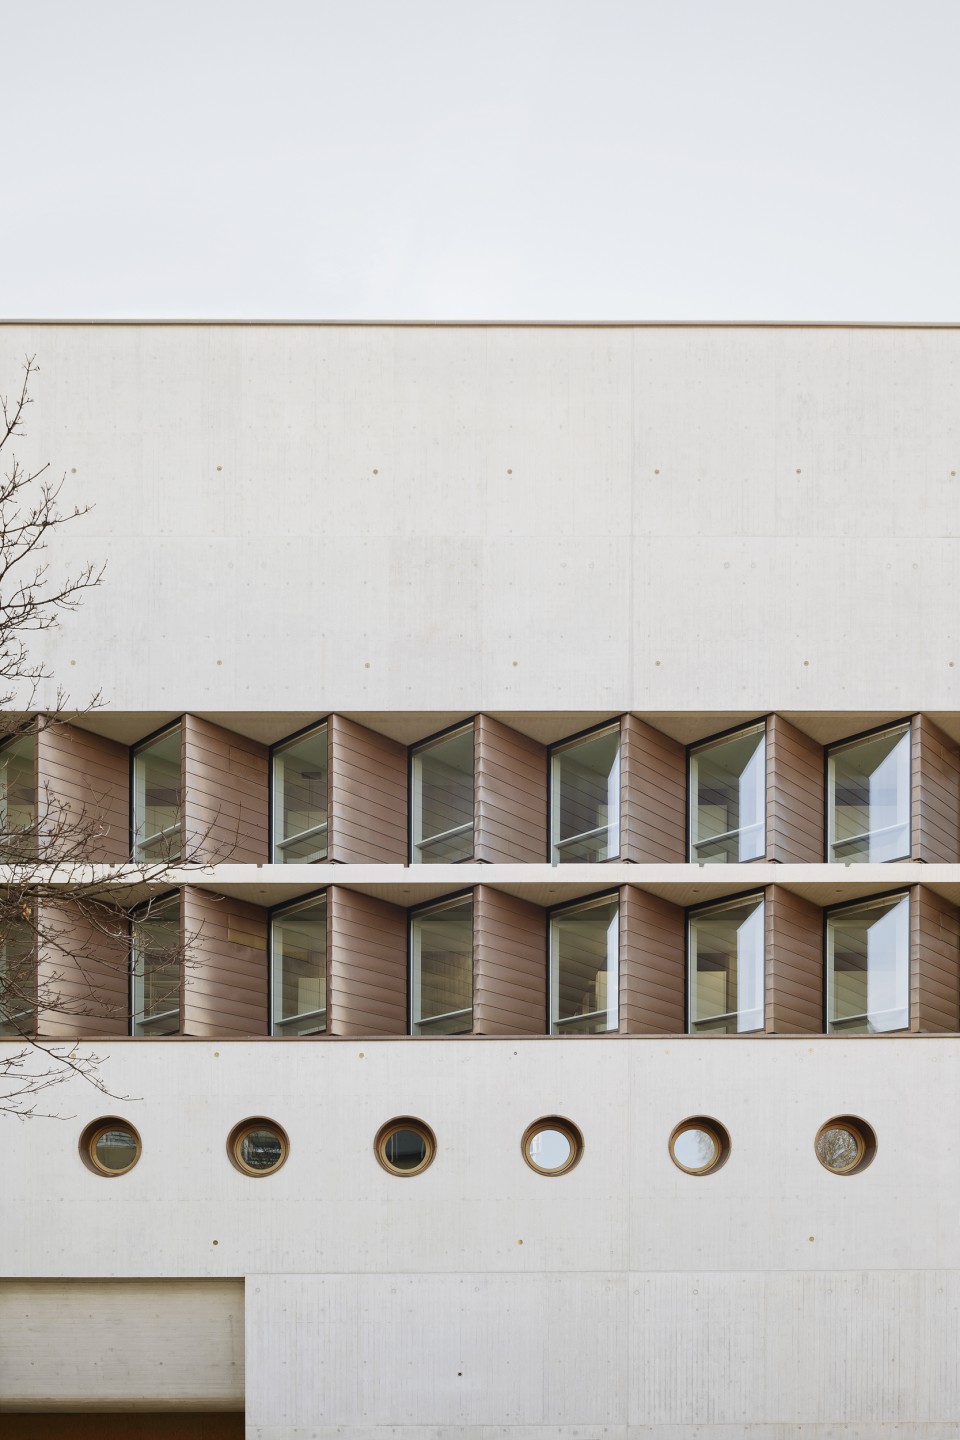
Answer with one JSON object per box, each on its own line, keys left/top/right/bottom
{"left": 816, "top": 1126, "right": 859, "bottom": 1170}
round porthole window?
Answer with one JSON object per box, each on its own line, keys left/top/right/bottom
{"left": 375, "top": 1118, "right": 436, "bottom": 1176}
{"left": 228, "top": 1118, "right": 289, "bottom": 1177}
{"left": 815, "top": 1116, "right": 876, "bottom": 1175}
{"left": 669, "top": 1117, "right": 730, "bottom": 1175}
{"left": 80, "top": 1117, "right": 141, "bottom": 1177}
{"left": 522, "top": 1117, "right": 583, "bottom": 1176}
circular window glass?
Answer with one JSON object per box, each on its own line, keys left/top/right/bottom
{"left": 669, "top": 1117, "right": 729, "bottom": 1175}
{"left": 522, "top": 1118, "right": 583, "bottom": 1176}
{"left": 815, "top": 1116, "right": 874, "bottom": 1175}
{"left": 375, "top": 1118, "right": 436, "bottom": 1176}
{"left": 228, "top": 1119, "right": 289, "bottom": 1177}
{"left": 80, "top": 1118, "right": 141, "bottom": 1177}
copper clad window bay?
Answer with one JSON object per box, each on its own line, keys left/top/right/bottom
{"left": 3, "top": 706, "right": 958, "bottom": 1044}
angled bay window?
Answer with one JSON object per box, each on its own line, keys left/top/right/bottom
{"left": 827, "top": 722, "right": 910, "bottom": 863}
{"left": 549, "top": 892, "right": 619, "bottom": 1034}
{"left": 0, "top": 903, "right": 35, "bottom": 1036}
{"left": 410, "top": 893, "right": 473, "bottom": 1034}
{"left": 826, "top": 892, "right": 910, "bottom": 1034}
{"left": 131, "top": 893, "right": 181, "bottom": 1036}
{"left": 132, "top": 724, "right": 182, "bottom": 862}
{"left": 411, "top": 722, "right": 474, "bottom": 864}
{"left": 0, "top": 730, "right": 35, "bottom": 859}
{"left": 271, "top": 721, "right": 328, "bottom": 864}
{"left": 688, "top": 893, "right": 765, "bottom": 1034}
{"left": 271, "top": 893, "right": 327, "bottom": 1035}
{"left": 689, "top": 722, "right": 766, "bottom": 864}
{"left": 550, "top": 721, "right": 620, "bottom": 863}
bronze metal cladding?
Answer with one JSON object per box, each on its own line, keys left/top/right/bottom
{"left": 327, "top": 885, "right": 407, "bottom": 1035}
{"left": 912, "top": 714, "right": 960, "bottom": 864}
{"left": 180, "top": 888, "right": 269, "bottom": 1037}
{"left": 620, "top": 715, "right": 685, "bottom": 864}
{"left": 766, "top": 715, "right": 824, "bottom": 864}
{"left": 765, "top": 885, "right": 823, "bottom": 1034}
{"left": 619, "top": 884, "right": 685, "bottom": 1034}
{"left": 474, "top": 715, "right": 547, "bottom": 864}
{"left": 182, "top": 715, "right": 269, "bottom": 865}
{"left": 36, "top": 719, "right": 130, "bottom": 864}
{"left": 910, "top": 883, "right": 960, "bottom": 1033}
{"left": 474, "top": 885, "right": 546, "bottom": 1034}
{"left": 35, "top": 898, "right": 130, "bottom": 1038}
{"left": 328, "top": 714, "right": 407, "bottom": 864}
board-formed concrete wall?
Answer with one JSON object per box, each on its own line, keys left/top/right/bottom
{"left": 2, "top": 1037, "right": 960, "bottom": 1433}
{"left": 2, "top": 323, "right": 959, "bottom": 1435}
{"left": 0, "top": 322, "right": 958, "bottom": 717}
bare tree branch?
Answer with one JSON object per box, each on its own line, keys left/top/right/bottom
{"left": 0, "top": 357, "right": 233, "bottom": 1116}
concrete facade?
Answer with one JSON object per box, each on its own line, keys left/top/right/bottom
{"left": 6, "top": 1037, "right": 960, "bottom": 1434}
{"left": 2, "top": 323, "right": 960, "bottom": 1435}
{"left": 0, "top": 322, "right": 957, "bottom": 718}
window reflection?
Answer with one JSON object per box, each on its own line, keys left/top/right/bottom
{"left": 0, "top": 909, "right": 35, "bottom": 1036}
{"left": 828, "top": 723, "right": 910, "bottom": 863}
{"left": 271, "top": 894, "right": 327, "bottom": 1034}
{"left": 0, "top": 731, "right": 35, "bottom": 858}
{"left": 94, "top": 1128, "right": 139, "bottom": 1173}
{"left": 550, "top": 895, "right": 619, "bottom": 1034}
{"left": 132, "top": 726, "right": 182, "bottom": 862}
{"left": 672, "top": 1127, "right": 718, "bottom": 1171}
{"left": 411, "top": 724, "right": 474, "bottom": 864}
{"left": 689, "top": 723, "right": 766, "bottom": 863}
{"left": 550, "top": 723, "right": 620, "bottom": 863}
{"left": 827, "top": 893, "right": 909, "bottom": 1034}
{"left": 410, "top": 895, "right": 473, "bottom": 1034}
{"left": 131, "top": 895, "right": 180, "bottom": 1036}
{"left": 272, "top": 722, "right": 328, "bottom": 863}
{"left": 669, "top": 1118, "right": 728, "bottom": 1175}
{"left": 688, "top": 894, "right": 765, "bottom": 1034}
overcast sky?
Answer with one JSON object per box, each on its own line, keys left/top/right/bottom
{"left": 2, "top": 1, "right": 957, "bottom": 320}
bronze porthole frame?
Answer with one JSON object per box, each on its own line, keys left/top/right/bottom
{"left": 814, "top": 1115, "right": 877, "bottom": 1175}
{"left": 521, "top": 1116, "right": 584, "bottom": 1176}
{"left": 669, "top": 1116, "right": 731, "bottom": 1175}
{"left": 374, "top": 1117, "right": 437, "bottom": 1177}
{"left": 80, "top": 1117, "right": 142, "bottom": 1177}
{"left": 227, "top": 1117, "right": 290, "bottom": 1177}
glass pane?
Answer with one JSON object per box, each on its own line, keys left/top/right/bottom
{"left": 411, "top": 896, "right": 473, "bottom": 1034}
{"left": 528, "top": 1128, "right": 572, "bottom": 1171}
{"left": 239, "top": 1128, "right": 284, "bottom": 1171}
{"left": 132, "top": 900, "right": 180, "bottom": 1035}
{"left": 673, "top": 1127, "right": 718, "bottom": 1171}
{"left": 0, "top": 916, "right": 35, "bottom": 1036}
{"left": 0, "top": 733, "right": 36, "bottom": 857}
{"left": 828, "top": 725, "right": 910, "bottom": 863}
{"left": 551, "top": 724, "right": 620, "bottom": 863}
{"left": 550, "top": 896, "right": 619, "bottom": 1034}
{"left": 385, "top": 1128, "right": 427, "bottom": 1170}
{"left": 816, "top": 1125, "right": 860, "bottom": 1171}
{"left": 412, "top": 725, "right": 474, "bottom": 863}
{"left": 688, "top": 895, "right": 764, "bottom": 1034}
{"left": 94, "top": 1128, "right": 138, "bottom": 1172}
{"left": 827, "top": 894, "right": 909, "bottom": 1034}
{"left": 133, "top": 727, "right": 182, "bottom": 861}
{"left": 690, "top": 724, "right": 766, "bottom": 863}
{"left": 273, "top": 724, "right": 328, "bottom": 863}
{"left": 272, "top": 896, "right": 327, "bottom": 1034}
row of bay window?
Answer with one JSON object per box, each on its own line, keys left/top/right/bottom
{"left": 251, "top": 713, "right": 911, "bottom": 865}
{"left": 0, "top": 710, "right": 942, "bottom": 866}
{"left": 122, "top": 885, "right": 919, "bottom": 1039}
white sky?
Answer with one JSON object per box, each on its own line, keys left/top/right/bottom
{"left": 2, "top": 0, "right": 958, "bottom": 320}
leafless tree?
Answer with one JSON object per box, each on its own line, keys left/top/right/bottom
{"left": 0, "top": 358, "right": 205, "bottom": 1117}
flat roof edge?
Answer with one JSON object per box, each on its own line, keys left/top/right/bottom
{"left": 0, "top": 318, "right": 959, "bottom": 329}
